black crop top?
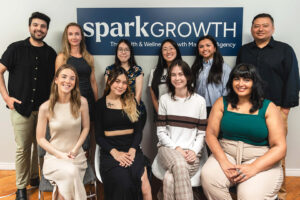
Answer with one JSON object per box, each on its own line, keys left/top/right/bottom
{"left": 94, "top": 97, "right": 143, "bottom": 154}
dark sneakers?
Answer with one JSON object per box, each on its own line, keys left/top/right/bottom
{"left": 29, "top": 177, "right": 40, "bottom": 187}
{"left": 15, "top": 188, "right": 27, "bottom": 200}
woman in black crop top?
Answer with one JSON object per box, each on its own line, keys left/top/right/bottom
{"left": 95, "top": 68, "right": 152, "bottom": 200}
{"left": 201, "top": 63, "right": 286, "bottom": 200}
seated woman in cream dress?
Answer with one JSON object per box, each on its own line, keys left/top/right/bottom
{"left": 36, "top": 64, "right": 89, "bottom": 200}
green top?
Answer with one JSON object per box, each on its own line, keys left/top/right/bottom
{"left": 220, "top": 97, "right": 271, "bottom": 146}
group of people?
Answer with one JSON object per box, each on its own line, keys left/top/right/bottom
{"left": 0, "top": 11, "right": 298, "bottom": 200}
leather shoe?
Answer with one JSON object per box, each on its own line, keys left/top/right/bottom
{"left": 30, "top": 177, "right": 40, "bottom": 187}
{"left": 15, "top": 188, "right": 27, "bottom": 200}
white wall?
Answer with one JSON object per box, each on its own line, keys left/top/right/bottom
{"left": 0, "top": 0, "right": 299, "bottom": 175}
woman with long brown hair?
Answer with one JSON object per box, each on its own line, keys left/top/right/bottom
{"left": 36, "top": 64, "right": 90, "bottom": 200}
{"left": 95, "top": 67, "right": 152, "bottom": 200}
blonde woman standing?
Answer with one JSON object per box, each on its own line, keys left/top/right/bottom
{"left": 55, "top": 22, "right": 98, "bottom": 154}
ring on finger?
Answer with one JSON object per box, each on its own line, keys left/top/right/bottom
{"left": 236, "top": 169, "right": 241, "bottom": 174}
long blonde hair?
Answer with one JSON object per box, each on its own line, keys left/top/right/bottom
{"left": 49, "top": 64, "right": 81, "bottom": 118}
{"left": 103, "top": 68, "right": 139, "bottom": 122}
{"left": 61, "top": 22, "right": 94, "bottom": 70}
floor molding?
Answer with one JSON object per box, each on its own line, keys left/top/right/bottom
{"left": 0, "top": 162, "right": 15, "bottom": 170}
{"left": 286, "top": 168, "right": 300, "bottom": 176}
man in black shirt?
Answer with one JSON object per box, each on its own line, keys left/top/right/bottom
{"left": 236, "top": 13, "right": 299, "bottom": 200}
{"left": 0, "top": 12, "right": 56, "bottom": 200}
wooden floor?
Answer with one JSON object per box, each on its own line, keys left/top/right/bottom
{"left": 1, "top": 170, "right": 300, "bottom": 200}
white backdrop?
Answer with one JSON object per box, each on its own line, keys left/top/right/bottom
{"left": 0, "top": 0, "right": 299, "bottom": 176}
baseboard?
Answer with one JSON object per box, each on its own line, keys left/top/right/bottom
{"left": 0, "top": 162, "right": 15, "bottom": 170}
{"left": 286, "top": 168, "right": 300, "bottom": 176}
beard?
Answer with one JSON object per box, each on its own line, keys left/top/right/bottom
{"left": 30, "top": 31, "right": 46, "bottom": 42}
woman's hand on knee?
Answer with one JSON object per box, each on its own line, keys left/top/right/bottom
{"left": 128, "top": 148, "right": 136, "bottom": 161}
{"left": 111, "top": 150, "right": 133, "bottom": 167}
{"left": 185, "top": 150, "right": 196, "bottom": 164}
{"left": 175, "top": 146, "right": 186, "bottom": 157}
{"left": 220, "top": 160, "right": 239, "bottom": 183}
{"left": 233, "top": 164, "right": 257, "bottom": 183}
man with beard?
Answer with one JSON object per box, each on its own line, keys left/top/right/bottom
{"left": 0, "top": 12, "right": 56, "bottom": 200}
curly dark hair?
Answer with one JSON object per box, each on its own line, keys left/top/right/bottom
{"left": 151, "top": 39, "right": 182, "bottom": 99}
{"left": 167, "top": 59, "right": 195, "bottom": 100}
{"left": 226, "top": 63, "right": 264, "bottom": 113}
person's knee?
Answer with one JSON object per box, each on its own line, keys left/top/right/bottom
{"left": 16, "top": 143, "right": 32, "bottom": 154}
{"left": 171, "top": 159, "right": 187, "bottom": 172}
{"left": 141, "top": 180, "right": 151, "bottom": 196}
{"left": 64, "top": 165, "right": 79, "bottom": 178}
{"left": 141, "top": 169, "right": 151, "bottom": 194}
{"left": 200, "top": 163, "right": 216, "bottom": 188}
{"left": 163, "top": 172, "right": 174, "bottom": 185}
{"left": 238, "top": 184, "right": 279, "bottom": 200}
{"left": 238, "top": 188, "right": 264, "bottom": 200}
{"left": 108, "top": 172, "right": 134, "bottom": 191}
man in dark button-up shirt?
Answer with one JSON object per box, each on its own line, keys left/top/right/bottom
{"left": 0, "top": 12, "right": 56, "bottom": 200}
{"left": 236, "top": 13, "right": 299, "bottom": 200}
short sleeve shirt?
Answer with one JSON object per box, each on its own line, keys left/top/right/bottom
{"left": 0, "top": 37, "right": 56, "bottom": 116}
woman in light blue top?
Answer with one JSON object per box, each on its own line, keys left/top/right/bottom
{"left": 191, "top": 35, "right": 231, "bottom": 116}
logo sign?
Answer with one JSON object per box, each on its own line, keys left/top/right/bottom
{"left": 77, "top": 8, "right": 243, "bottom": 56}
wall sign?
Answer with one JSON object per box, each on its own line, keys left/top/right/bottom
{"left": 77, "top": 7, "right": 243, "bottom": 56}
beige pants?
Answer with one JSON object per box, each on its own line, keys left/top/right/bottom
{"left": 158, "top": 146, "right": 200, "bottom": 200}
{"left": 201, "top": 139, "right": 283, "bottom": 200}
{"left": 278, "top": 107, "right": 288, "bottom": 200}
{"left": 11, "top": 110, "right": 39, "bottom": 189}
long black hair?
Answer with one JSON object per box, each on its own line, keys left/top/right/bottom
{"left": 226, "top": 63, "right": 264, "bottom": 113}
{"left": 151, "top": 39, "right": 182, "bottom": 99}
{"left": 114, "top": 39, "right": 137, "bottom": 68}
{"left": 167, "top": 59, "right": 195, "bottom": 100}
{"left": 191, "top": 35, "right": 224, "bottom": 84}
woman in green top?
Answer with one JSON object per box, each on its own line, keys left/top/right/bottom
{"left": 201, "top": 63, "right": 286, "bottom": 200}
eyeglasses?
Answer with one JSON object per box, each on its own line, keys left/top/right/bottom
{"left": 118, "top": 48, "right": 130, "bottom": 53}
